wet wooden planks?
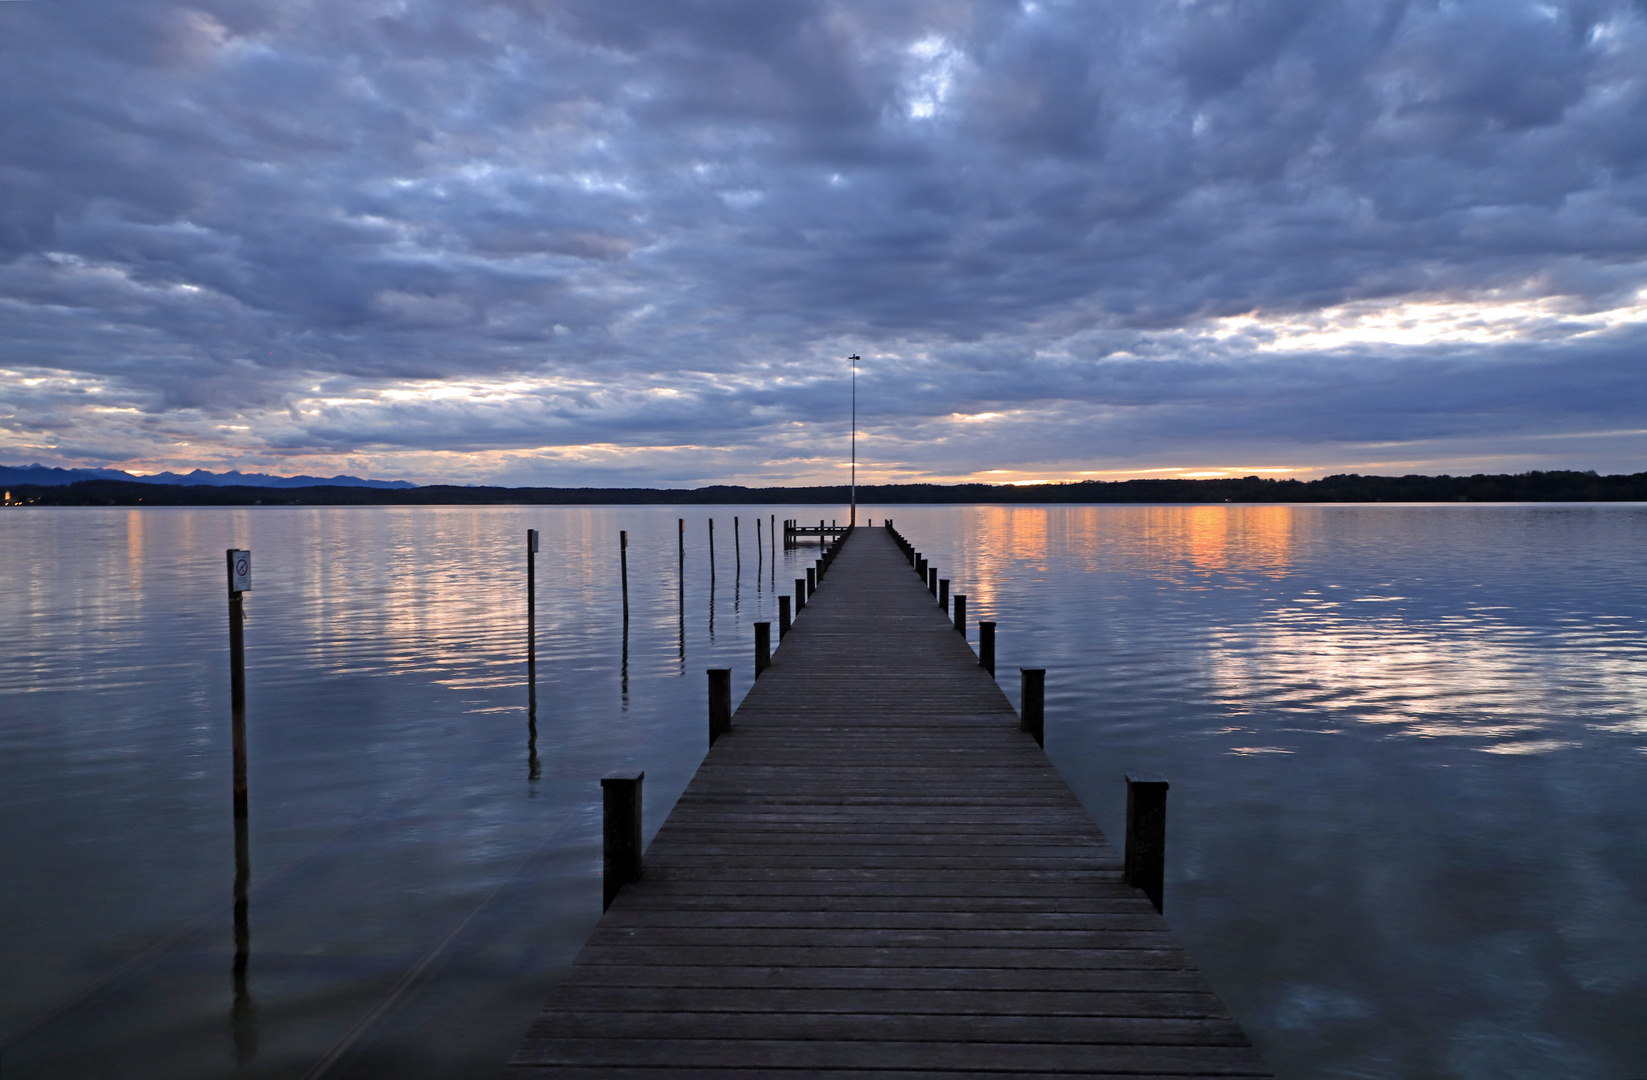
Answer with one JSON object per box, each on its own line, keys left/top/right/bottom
{"left": 507, "top": 526, "right": 1270, "bottom": 1078}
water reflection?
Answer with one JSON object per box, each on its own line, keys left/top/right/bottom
{"left": 230, "top": 810, "right": 257, "bottom": 1063}
{"left": 3, "top": 504, "right": 1643, "bottom": 1080}
{"left": 870, "top": 502, "right": 1647, "bottom": 1080}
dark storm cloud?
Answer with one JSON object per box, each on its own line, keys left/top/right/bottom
{"left": 1, "top": 0, "right": 1645, "bottom": 481}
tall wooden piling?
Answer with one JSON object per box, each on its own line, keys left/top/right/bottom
{"left": 527, "top": 527, "right": 538, "bottom": 661}
{"left": 619, "top": 530, "right": 629, "bottom": 623}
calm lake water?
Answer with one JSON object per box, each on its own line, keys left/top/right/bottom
{"left": 2, "top": 503, "right": 1644, "bottom": 1079}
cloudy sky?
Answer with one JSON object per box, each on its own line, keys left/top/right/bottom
{"left": 2, "top": 0, "right": 1645, "bottom": 486}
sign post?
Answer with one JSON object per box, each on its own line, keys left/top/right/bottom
{"left": 224, "top": 548, "right": 253, "bottom": 1018}
{"left": 224, "top": 550, "right": 250, "bottom": 820}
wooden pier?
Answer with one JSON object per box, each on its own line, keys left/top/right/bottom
{"left": 507, "top": 525, "right": 1270, "bottom": 1078}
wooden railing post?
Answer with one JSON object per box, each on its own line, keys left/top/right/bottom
{"left": 979, "top": 621, "right": 995, "bottom": 676}
{"left": 938, "top": 579, "right": 949, "bottom": 613}
{"left": 707, "top": 668, "right": 731, "bottom": 745}
{"left": 953, "top": 594, "right": 966, "bottom": 636}
{"left": 1125, "top": 775, "right": 1169, "bottom": 914}
{"left": 1020, "top": 668, "right": 1045, "bottom": 747}
{"left": 778, "top": 595, "right": 792, "bottom": 638}
{"left": 754, "top": 622, "right": 771, "bottom": 676}
{"left": 602, "top": 771, "right": 644, "bottom": 911}
{"left": 806, "top": 566, "right": 817, "bottom": 596}
{"left": 928, "top": 567, "right": 938, "bottom": 596}
{"left": 795, "top": 577, "right": 807, "bottom": 611}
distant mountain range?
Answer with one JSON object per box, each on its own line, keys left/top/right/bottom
{"left": 0, "top": 463, "right": 417, "bottom": 489}
{"left": 6, "top": 469, "right": 1646, "bottom": 506}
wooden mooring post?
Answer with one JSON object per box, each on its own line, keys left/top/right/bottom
{"left": 979, "top": 620, "right": 995, "bottom": 676}
{"left": 953, "top": 593, "right": 966, "bottom": 635}
{"left": 618, "top": 530, "right": 629, "bottom": 624}
{"left": 754, "top": 622, "right": 771, "bottom": 676}
{"left": 778, "top": 594, "right": 791, "bottom": 638}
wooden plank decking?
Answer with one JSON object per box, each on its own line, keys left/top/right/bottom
{"left": 507, "top": 525, "right": 1270, "bottom": 1078}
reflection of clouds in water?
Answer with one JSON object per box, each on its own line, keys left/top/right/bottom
{"left": 1203, "top": 603, "right": 1647, "bottom": 753}
{"left": 1271, "top": 984, "right": 1374, "bottom": 1031}
{"left": 1126, "top": 505, "right": 1298, "bottom": 586}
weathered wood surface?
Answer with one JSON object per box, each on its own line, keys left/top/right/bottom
{"left": 507, "top": 527, "right": 1270, "bottom": 1078}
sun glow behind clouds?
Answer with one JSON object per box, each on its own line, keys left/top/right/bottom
{"left": 1211, "top": 291, "right": 1647, "bottom": 351}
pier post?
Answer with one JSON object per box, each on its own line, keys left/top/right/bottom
{"left": 754, "top": 622, "right": 771, "bottom": 676}
{"left": 1020, "top": 668, "right": 1045, "bottom": 747}
{"left": 928, "top": 567, "right": 938, "bottom": 596}
{"left": 915, "top": 554, "right": 924, "bottom": 578}
{"left": 953, "top": 594, "right": 966, "bottom": 636}
{"left": 795, "top": 577, "right": 807, "bottom": 611}
{"left": 979, "top": 621, "right": 995, "bottom": 676}
{"left": 1124, "top": 775, "right": 1169, "bottom": 914}
{"left": 806, "top": 566, "right": 816, "bottom": 596}
{"left": 601, "top": 772, "right": 644, "bottom": 911}
{"left": 938, "top": 579, "right": 949, "bottom": 613}
{"left": 707, "top": 669, "right": 732, "bottom": 745}
{"left": 677, "top": 518, "right": 684, "bottom": 568}
{"left": 734, "top": 516, "right": 740, "bottom": 570}
{"left": 779, "top": 595, "right": 791, "bottom": 638}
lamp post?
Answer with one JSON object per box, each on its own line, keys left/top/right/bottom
{"left": 848, "top": 353, "right": 859, "bottom": 526}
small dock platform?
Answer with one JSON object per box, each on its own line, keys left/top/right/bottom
{"left": 507, "top": 526, "right": 1270, "bottom": 1078}
{"left": 783, "top": 519, "right": 850, "bottom": 547}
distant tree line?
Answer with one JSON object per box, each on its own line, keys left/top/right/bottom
{"left": 5, "top": 469, "right": 1646, "bottom": 507}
